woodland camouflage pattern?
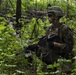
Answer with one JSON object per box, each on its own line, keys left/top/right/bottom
{"left": 46, "top": 23, "right": 74, "bottom": 59}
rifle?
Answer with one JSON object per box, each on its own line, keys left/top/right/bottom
{"left": 25, "top": 34, "right": 59, "bottom": 56}
{"left": 25, "top": 34, "right": 59, "bottom": 64}
{"left": 38, "top": 34, "right": 59, "bottom": 47}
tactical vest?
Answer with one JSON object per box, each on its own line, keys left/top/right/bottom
{"left": 46, "top": 23, "right": 74, "bottom": 54}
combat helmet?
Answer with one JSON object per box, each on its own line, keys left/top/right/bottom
{"left": 47, "top": 6, "right": 64, "bottom": 18}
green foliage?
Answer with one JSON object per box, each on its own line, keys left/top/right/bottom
{"left": 0, "top": 17, "right": 27, "bottom": 75}
{"left": 0, "top": 0, "right": 76, "bottom": 75}
{"left": 0, "top": 0, "right": 16, "bottom": 14}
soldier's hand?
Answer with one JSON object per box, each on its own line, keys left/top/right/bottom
{"left": 53, "top": 42, "right": 66, "bottom": 49}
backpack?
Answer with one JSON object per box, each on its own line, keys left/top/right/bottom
{"left": 58, "top": 24, "right": 74, "bottom": 53}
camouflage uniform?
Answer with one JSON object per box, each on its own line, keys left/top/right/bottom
{"left": 46, "top": 23, "right": 74, "bottom": 58}
{"left": 46, "top": 6, "right": 74, "bottom": 58}
{"left": 46, "top": 6, "right": 74, "bottom": 73}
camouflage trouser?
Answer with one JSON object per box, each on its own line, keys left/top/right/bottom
{"left": 58, "top": 51, "right": 75, "bottom": 74}
{"left": 61, "top": 61, "right": 73, "bottom": 73}
{"left": 41, "top": 51, "right": 75, "bottom": 75}
{"left": 42, "top": 50, "right": 59, "bottom": 64}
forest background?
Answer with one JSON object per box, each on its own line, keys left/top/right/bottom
{"left": 0, "top": 0, "right": 76, "bottom": 75}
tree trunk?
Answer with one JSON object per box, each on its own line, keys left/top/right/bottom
{"left": 66, "top": 0, "right": 69, "bottom": 18}
{"left": 16, "top": 0, "right": 21, "bottom": 29}
{"left": 0, "top": 0, "right": 2, "bottom": 12}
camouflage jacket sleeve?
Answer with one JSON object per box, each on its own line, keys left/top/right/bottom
{"left": 60, "top": 25, "right": 74, "bottom": 53}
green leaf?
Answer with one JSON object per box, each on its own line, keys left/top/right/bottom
{"left": 0, "top": 26, "right": 6, "bottom": 31}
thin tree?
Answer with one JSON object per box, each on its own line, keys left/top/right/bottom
{"left": 0, "top": 0, "right": 2, "bottom": 12}
{"left": 16, "top": 0, "right": 21, "bottom": 29}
